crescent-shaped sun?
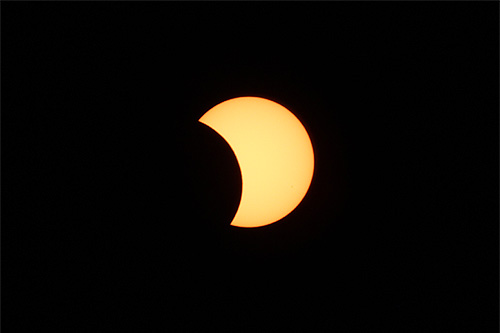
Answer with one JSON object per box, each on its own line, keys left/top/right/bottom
{"left": 199, "top": 96, "right": 314, "bottom": 228}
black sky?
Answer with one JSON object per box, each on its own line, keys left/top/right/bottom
{"left": 3, "top": 3, "right": 499, "bottom": 332}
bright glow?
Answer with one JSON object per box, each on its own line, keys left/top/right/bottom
{"left": 199, "top": 97, "right": 314, "bottom": 228}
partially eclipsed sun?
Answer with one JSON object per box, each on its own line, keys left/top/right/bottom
{"left": 199, "top": 97, "right": 314, "bottom": 228}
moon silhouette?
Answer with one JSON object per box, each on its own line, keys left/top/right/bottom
{"left": 199, "top": 97, "right": 314, "bottom": 228}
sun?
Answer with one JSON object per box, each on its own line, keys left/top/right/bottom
{"left": 199, "top": 97, "right": 314, "bottom": 228}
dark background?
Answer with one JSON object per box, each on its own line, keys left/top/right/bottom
{"left": 3, "top": 3, "right": 498, "bottom": 332}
